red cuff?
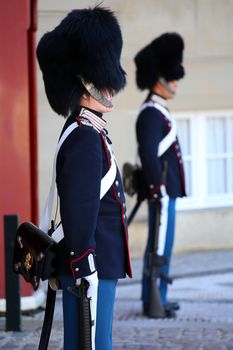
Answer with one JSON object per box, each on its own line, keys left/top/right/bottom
{"left": 149, "top": 182, "right": 165, "bottom": 199}
{"left": 70, "top": 249, "right": 96, "bottom": 280}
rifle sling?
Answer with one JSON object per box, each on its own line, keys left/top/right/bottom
{"left": 38, "top": 284, "right": 57, "bottom": 350}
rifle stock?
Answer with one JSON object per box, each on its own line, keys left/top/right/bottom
{"left": 147, "top": 200, "right": 166, "bottom": 318}
{"left": 148, "top": 271, "right": 165, "bottom": 318}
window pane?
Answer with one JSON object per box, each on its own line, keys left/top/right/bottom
{"left": 207, "top": 118, "right": 226, "bottom": 154}
{"left": 207, "top": 159, "right": 227, "bottom": 194}
{"left": 230, "top": 158, "right": 233, "bottom": 193}
{"left": 229, "top": 117, "right": 233, "bottom": 152}
{"left": 183, "top": 161, "right": 191, "bottom": 196}
{"left": 176, "top": 119, "right": 190, "bottom": 156}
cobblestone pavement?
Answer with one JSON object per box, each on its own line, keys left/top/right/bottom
{"left": 1, "top": 250, "right": 233, "bottom": 349}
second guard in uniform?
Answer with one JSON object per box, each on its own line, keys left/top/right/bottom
{"left": 134, "top": 32, "right": 186, "bottom": 318}
{"left": 37, "top": 6, "right": 132, "bottom": 349}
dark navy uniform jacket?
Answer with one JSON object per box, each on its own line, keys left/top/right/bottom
{"left": 136, "top": 93, "right": 186, "bottom": 199}
{"left": 56, "top": 107, "right": 132, "bottom": 281}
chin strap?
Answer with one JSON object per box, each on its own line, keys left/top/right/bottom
{"left": 80, "top": 77, "right": 113, "bottom": 108}
{"left": 159, "top": 77, "right": 176, "bottom": 95}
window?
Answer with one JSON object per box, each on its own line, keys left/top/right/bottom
{"left": 176, "top": 118, "right": 192, "bottom": 196}
{"left": 207, "top": 117, "right": 233, "bottom": 195}
{"left": 174, "top": 111, "right": 233, "bottom": 210}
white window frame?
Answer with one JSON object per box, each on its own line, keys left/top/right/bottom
{"left": 174, "top": 110, "right": 233, "bottom": 211}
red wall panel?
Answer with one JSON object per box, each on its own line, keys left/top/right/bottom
{"left": 0, "top": 0, "right": 38, "bottom": 299}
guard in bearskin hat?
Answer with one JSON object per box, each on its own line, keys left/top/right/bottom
{"left": 37, "top": 6, "right": 132, "bottom": 349}
{"left": 134, "top": 33, "right": 186, "bottom": 318}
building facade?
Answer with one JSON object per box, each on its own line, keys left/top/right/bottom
{"left": 37, "top": 0, "right": 233, "bottom": 257}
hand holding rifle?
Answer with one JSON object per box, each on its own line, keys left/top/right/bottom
{"left": 68, "top": 272, "right": 98, "bottom": 350}
{"left": 77, "top": 272, "right": 98, "bottom": 350}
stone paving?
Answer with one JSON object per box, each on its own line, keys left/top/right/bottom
{"left": 1, "top": 250, "right": 233, "bottom": 349}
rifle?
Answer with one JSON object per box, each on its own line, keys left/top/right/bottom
{"left": 146, "top": 160, "right": 172, "bottom": 318}
{"left": 68, "top": 279, "right": 93, "bottom": 350}
{"left": 145, "top": 199, "right": 172, "bottom": 318}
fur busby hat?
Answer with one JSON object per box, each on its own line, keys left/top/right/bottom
{"left": 134, "top": 32, "right": 185, "bottom": 90}
{"left": 37, "top": 6, "right": 126, "bottom": 117}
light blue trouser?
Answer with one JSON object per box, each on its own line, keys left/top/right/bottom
{"left": 142, "top": 198, "right": 176, "bottom": 305}
{"left": 60, "top": 277, "right": 117, "bottom": 350}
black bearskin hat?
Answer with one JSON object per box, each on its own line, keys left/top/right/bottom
{"left": 37, "top": 6, "right": 126, "bottom": 117}
{"left": 134, "top": 32, "right": 185, "bottom": 90}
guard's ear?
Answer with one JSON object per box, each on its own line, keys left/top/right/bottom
{"left": 79, "top": 92, "right": 91, "bottom": 107}
{"left": 82, "top": 93, "right": 89, "bottom": 100}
